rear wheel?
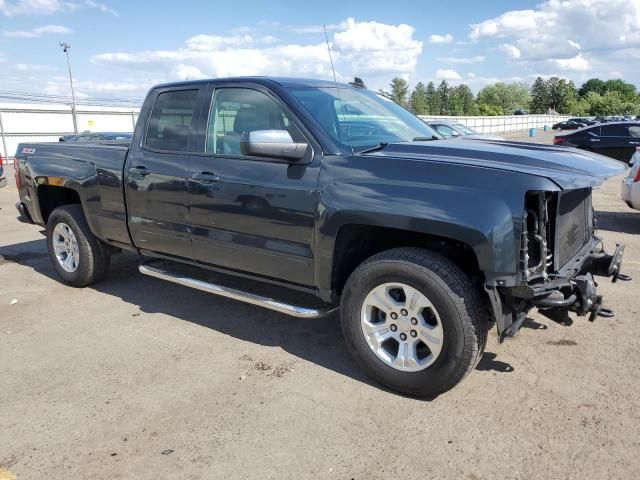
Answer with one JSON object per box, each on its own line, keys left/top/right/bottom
{"left": 46, "top": 204, "right": 110, "bottom": 287}
{"left": 340, "top": 247, "right": 487, "bottom": 397}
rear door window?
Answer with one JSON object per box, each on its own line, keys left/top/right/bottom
{"left": 145, "top": 89, "right": 198, "bottom": 152}
{"left": 601, "top": 124, "right": 629, "bottom": 137}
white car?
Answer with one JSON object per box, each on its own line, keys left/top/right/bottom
{"left": 621, "top": 149, "right": 640, "bottom": 210}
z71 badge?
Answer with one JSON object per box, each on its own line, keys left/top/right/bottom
{"left": 21, "top": 147, "right": 36, "bottom": 154}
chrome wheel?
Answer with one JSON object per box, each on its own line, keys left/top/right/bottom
{"left": 52, "top": 222, "right": 80, "bottom": 273}
{"left": 360, "top": 282, "right": 444, "bottom": 372}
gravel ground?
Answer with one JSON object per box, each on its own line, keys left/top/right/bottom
{"left": 1, "top": 133, "right": 639, "bottom": 480}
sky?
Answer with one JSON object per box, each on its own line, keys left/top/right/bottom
{"left": 1, "top": 0, "right": 640, "bottom": 104}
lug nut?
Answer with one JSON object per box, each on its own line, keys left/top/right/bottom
{"left": 390, "top": 324, "right": 397, "bottom": 332}
{"left": 390, "top": 312, "right": 398, "bottom": 320}
{"left": 411, "top": 317, "right": 418, "bottom": 325}
{"left": 410, "top": 330, "right": 417, "bottom": 338}
{"left": 401, "top": 309, "right": 408, "bottom": 316}
{"left": 399, "top": 333, "right": 407, "bottom": 341}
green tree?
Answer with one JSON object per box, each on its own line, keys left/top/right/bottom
{"left": 425, "top": 81, "right": 439, "bottom": 115}
{"left": 546, "top": 77, "right": 577, "bottom": 114}
{"left": 437, "top": 80, "right": 450, "bottom": 114}
{"left": 603, "top": 79, "right": 637, "bottom": 102}
{"left": 530, "top": 77, "right": 550, "bottom": 113}
{"left": 578, "top": 78, "right": 606, "bottom": 98}
{"left": 446, "top": 84, "right": 475, "bottom": 115}
{"left": 409, "top": 81, "right": 428, "bottom": 115}
{"left": 383, "top": 77, "right": 410, "bottom": 107}
{"left": 476, "top": 82, "right": 530, "bottom": 114}
{"left": 476, "top": 103, "right": 503, "bottom": 116}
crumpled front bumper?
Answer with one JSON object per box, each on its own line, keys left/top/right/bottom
{"left": 495, "top": 238, "right": 631, "bottom": 340}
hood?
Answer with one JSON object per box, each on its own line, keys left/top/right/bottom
{"left": 371, "top": 139, "right": 626, "bottom": 189}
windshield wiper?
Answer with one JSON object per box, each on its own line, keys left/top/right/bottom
{"left": 357, "top": 142, "right": 389, "bottom": 154}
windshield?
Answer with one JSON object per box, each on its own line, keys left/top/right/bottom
{"left": 453, "top": 123, "right": 477, "bottom": 135}
{"left": 288, "top": 86, "right": 439, "bottom": 152}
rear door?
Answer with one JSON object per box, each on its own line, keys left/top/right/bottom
{"left": 598, "top": 123, "right": 635, "bottom": 161}
{"left": 186, "top": 83, "right": 321, "bottom": 286}
{"left": 125, "top": 86, "right": 205, "bottom": 259}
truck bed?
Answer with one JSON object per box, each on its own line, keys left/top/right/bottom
{"left": 15, "top": 141, "right": 133, "bottom": 249}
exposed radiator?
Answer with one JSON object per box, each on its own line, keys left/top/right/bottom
{"left": 555, "top": 188, "right": 593, "bottom": 268}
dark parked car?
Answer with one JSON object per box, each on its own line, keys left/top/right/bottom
{"left": 552, "top": 120, "right": 586, "bottom": 130}
{"left": 554, "top": 121, "right": 640, "bottom": 162}
{"left": 15, "top": 77, "right": 629, "bottom": 397}
{"left": 59, "top": 132, "right": 132, "bottom": 142}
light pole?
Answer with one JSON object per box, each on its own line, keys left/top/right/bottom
{"left": 59, "top": 42, "right": 78, "bottom": 134}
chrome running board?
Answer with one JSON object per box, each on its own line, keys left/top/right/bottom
{"left": 139, "top": 262, "right": 338, "bottom": 319}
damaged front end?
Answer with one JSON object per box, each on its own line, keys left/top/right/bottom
{"left": 490, "top": 188, "right": 631, "bottom": 341}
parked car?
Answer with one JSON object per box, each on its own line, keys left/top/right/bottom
{"left": 0, "top": 153, "right": 6, "bottom": 188}
{"left": 59, "top": 132, "right": 132, "bottom": 142}
{"left": 554, "top": 122, "right": 640, "bottom": 162}
{"left": 427, "top": 121, "right": 505, "bottom": 140}
{"left": 552, "top": 120, "right": 586, "bottom": 130}
{"left": 15, "top": 77, "right": 629, "bottom": 397}
{"left": 621, "top": 148, "right": 640, "bottom": 210}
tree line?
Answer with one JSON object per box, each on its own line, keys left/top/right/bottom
{"left": 381, "top": 77, "right": 640, "bottom": 116}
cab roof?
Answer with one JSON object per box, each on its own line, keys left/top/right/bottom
{"left": 153, "top": 76, "right": 353, "bottom": 90}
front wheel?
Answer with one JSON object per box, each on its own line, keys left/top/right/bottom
{"left": 46, "top": 204, "right": 110, "bottom": 287}
{"left": 340, "top": 247, "right": 487, "bottom": 397}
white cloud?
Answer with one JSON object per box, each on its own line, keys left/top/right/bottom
{"left": 429, "top": 33, "right": 453, "bottom": 44}
{"left": 0, "top": 0, "right": 117, "bottom": 16}
{"left": 84, "top": 0, "right": 117, "bottom": 16}
{"left": 16, "top": 62, "right": 56, "bottom": 71}
{"left": 3, "top": 24, "right": 71, "bottom": 37}
{"left": 550, "top": 54, "right": 590, "bottom": 72}
{"left": 498, "top": 44, "right": 520, "bottom": 59}
{"left": 437, "top": 55, "right": 485, "bottom": 64}
{"left": 435, "top": 69, "right": 462, "bottom": 81}
{"left": 471, "top": 0, "right": 640, "bottom": 57}
{"left": 92, "top": 18, "right": 424, "bottom": 88}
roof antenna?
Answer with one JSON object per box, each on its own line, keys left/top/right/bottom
{"left": 323, "top": 24, "right": 338, "bottom": 84}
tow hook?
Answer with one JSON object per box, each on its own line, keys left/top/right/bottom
{"left": 574, "top": 273, "right": 615, "bottom": 320}
{"left": 608, "top": 243, "right": 632, "bottom": 283}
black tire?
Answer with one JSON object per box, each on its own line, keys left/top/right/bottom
{"left": 46, "top": 204, "right": 110, "bottom": 287}
{"left": 340, "top": 247, "right": 488, "bottom": 398}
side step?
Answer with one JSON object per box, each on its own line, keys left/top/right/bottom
{"left": 139, "top": 262, "right": 338, "bottom": 319}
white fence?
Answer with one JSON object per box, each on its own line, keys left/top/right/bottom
{"left": 418, "top": 114, "right": 571, "bottom": 134}
{"left": 0, "top": 103, "right": 140, "bottom": 160}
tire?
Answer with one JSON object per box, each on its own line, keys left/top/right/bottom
{"left": 46, "top": 204, "right": 110, "bottom": 287}
{"left": 340, "top": 247, "right": 487, "bottom": 398}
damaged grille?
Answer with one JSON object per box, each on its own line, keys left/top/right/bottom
{"left": 555, "top": 188, "right": 593, "bottom": 268}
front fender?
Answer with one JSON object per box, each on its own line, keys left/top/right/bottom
{"left": 313, "top": 154, "right": 560, "bottom": 293}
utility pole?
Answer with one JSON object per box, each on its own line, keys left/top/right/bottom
{"left": 59, "top": 42, "right": 78, "bottom": 134}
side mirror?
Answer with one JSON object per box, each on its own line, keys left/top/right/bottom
{"left": 451, "top": 130, "right": 461, "bottom": 137}
{"left": 240, "top": 130, "right": 308, "bottom": 161}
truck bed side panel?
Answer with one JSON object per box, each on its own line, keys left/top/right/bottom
{"left": 16, "top": 142, "right": 133, "bottom": 249}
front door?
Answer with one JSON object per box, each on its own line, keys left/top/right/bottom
{"left": 188, "top": 85, "right": 320, "bottom": 286}
{"left": 125, "top": 87, "right": 203, "bottom": 260}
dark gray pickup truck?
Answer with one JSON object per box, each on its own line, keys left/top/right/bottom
{"left": 15, "top": 77, "right": 630, "bottom": 397}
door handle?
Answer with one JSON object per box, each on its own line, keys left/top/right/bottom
{"left": 191, "top": 172, "right": 220, "bottom": 183}
{"left": 130, "top": 166, "right": 151, "bottom": 176}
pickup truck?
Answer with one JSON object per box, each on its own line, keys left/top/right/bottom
{"left": 14, "top": 77, "right": 630, "bottom": 397}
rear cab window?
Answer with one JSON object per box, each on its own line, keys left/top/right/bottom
{"left": 145, "top": 89, "right": 198, "bottom": 152}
